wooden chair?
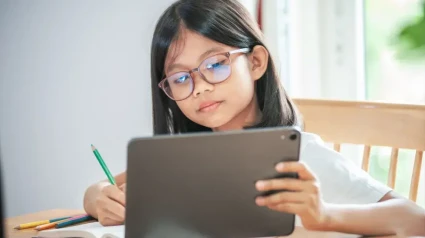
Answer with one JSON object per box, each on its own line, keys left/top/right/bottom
{"left": 293, "top": 98, "right": 425, "bottom": 202}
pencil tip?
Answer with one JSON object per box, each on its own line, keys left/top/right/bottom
{"left": 13, "top": 226, "right": 20, "bottom": 230}
{"left": 91, "top": 144, "right": 96, "bottom": 151}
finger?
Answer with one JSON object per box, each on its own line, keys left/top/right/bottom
{"left": 98, "top": 211, "right": 122, "bottom": 226}
{"left": 267, "top": 203, "right": 306, "bottom": 214}
{"left": 104, "top": 209, "right": 125, "bottom": 223}
{"left": 255, "top": 178, "right": 309, "bottom": 192}
{"left": 255, "top": 192, "right": 308, "bottom": 206}
{"left": 119, "top": 183, "right": 126, "bottom": 193}
{"left": 96, "top": 205, "right": 121, "bottom": 226}
{"left": 100, "top": 208, "right": 124, "bottom": 222}
{"left": 103, "top": 185, "right": 126, "bottom": 206}
{"left": 99, "top": 216, "right": 121, "bottom": 226}
{"left": 275, "top": 162, "right": 316, "bottom": 180}
{"left": 104, "top": 201, "right": 126, "bottom": 221}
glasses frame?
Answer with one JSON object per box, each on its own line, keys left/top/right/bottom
{"left": 158, "top": 47, "right": 251, "bottom": 101}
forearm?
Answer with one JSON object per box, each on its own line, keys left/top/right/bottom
{"left": 323, "top": 199, "right": 425, "bottom": 236}
{"left": 83, "top": 181, "right": 110, "bottom": 219}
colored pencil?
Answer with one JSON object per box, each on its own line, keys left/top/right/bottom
{"left": 55, "top": 214, "right": 93, "bottom": 229}
{"left": 14, "top": 216, "right": 71, "bottom": 230}
{"left": 35, "top": 214, "right": 90, "bottom": 231}
{"left": 34, "top": 222, "right": 58, "bottom": 231}
{"left": 91, "top": 144, "right": 116, "bottom": 185}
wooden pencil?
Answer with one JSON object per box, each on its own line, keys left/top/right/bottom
{"left": 55, "top": 214, "right": 94, "bottom": 229}
{"left": 14, "top": 216, "right": 71, "bottom": 230}
{"left": 35, "top": 214, "right": 88, "bottom": 231}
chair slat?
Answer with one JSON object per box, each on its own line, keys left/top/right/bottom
{"left": 333, "top": 143, "right": 341, "bottom": 152}
{"left": 409, "top": 151, "right": 423, "bottom": 202}
{"left": 362, "top": 145, "right": 371, "bottom": 172}
{"left": 387, "top": 148, "right": 399, "bottom": 188}
{"left": 294, "top": 98, "right": 425, "bottom": 203}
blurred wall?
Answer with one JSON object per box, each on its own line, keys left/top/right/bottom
{"left": 0, "top": 0, "right": 175, "bottom": 216}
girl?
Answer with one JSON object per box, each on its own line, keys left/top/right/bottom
{"left": 83, "top": 0, "right": 425, "bottom": 236}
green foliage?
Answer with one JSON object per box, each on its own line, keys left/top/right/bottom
{"left": 395, "top": 0, "right": 425, "bottom": 60}
{"left": 364, "top": 0, "right": 425, "bottom": 207}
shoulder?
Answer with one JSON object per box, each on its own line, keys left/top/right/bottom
{"left": 298, "top": 132, "right": 350, "bottom": 179}
{"left": 300, "top": 132, "right": 326, "bottom": 151}
{"left": 298, "top": 132, "right": 392, "bottom": 204}
{"left": 299, "top": 132, "right": 358, "bottom": 166}
{"left": 299, "top": 132, "right": 336, "bottom": 162}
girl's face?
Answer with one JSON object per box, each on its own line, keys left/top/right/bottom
{"left": 163, "top": 30, "right": 268, "bottom": 131}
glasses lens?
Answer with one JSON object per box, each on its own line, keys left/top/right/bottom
{"left": 200, "top": 55, "right": 231, "bottom": 83}
{"left": 163, "top": 72, "right": 193, "bottom": 100}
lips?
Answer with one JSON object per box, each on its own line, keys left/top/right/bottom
{"left": 198, "top": 101, "right": 222, "bottom": 112}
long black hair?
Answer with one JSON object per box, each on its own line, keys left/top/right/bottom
{"left": 151, "top": 0, "right": 300, "bottom": 135}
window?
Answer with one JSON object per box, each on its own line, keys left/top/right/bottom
{"left": 239, "top": 0, "right": 291, "bottom": 88}
{"left": 238, "top": 0, "right": 257, "bottom": 19}
{"left": 365, "top": 0, "right": 425, "bottom": 104}
{"left": 261, "top": 0, "right": 425, "bottom": 207}
{"left": 364, "top": 0, "right": 425, "bottom": 207}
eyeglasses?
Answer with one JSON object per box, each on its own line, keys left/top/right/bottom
{"left": 158, "top": 48, "right": 250, "bottom": 101}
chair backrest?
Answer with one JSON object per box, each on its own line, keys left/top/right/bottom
{"left": 293, "top": 98, "right": 425, "bottom": 202}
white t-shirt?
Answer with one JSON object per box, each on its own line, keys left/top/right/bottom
{"left": 299, "top": 132, "right": 391, "bottom": 204}
{"left": 294, "top": 132, "right": 392, "bottom": 226}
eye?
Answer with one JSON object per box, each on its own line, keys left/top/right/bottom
{"left": 173, "top": 75, "right": 189, "bottom": 84}
{"left": 206, "top": 60, "right": 225, "bottom": 70}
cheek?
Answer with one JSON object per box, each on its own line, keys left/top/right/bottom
{"left": 226, "top": 61, "right": 255, "bottom": 97}
{"left": 234, "top": 57, "right": 253, "bottom": 80}
{"left": 176, "top": 100, "right": 197, "bottom": 121}
{"left": 176, "top": 100, "right": 191, "bottom": 114}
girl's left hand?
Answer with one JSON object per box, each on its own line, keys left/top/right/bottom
{"left": 255, "top": 162, "right": 329, "bottom": 231}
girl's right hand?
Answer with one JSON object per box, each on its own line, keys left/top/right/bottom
{"left": 95, "top": 184, "right": 126, "bottom": 226}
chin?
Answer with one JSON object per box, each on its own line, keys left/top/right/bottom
{"left": 195, "top": 116, "right": 233, "bottom": 130}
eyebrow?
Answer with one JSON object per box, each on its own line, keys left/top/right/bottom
{"left": 166, "top": 46, "right": 225, "bottom": 74}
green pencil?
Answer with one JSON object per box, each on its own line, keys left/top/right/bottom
{"left": 55, "top": 215, "right": 94, "bottom": 229}
{"left": 91, "top": 144, "right": 116, "bottom": 185}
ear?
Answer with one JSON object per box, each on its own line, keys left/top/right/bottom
{"left": 248, "top": 45, "right": 269, "bottom": 81}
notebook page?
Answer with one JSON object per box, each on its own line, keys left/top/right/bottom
{"left": 85, "top": 223, "right": 124, "bottom": 238}
{"left": 38, "top": 222, "right": 124, "bottom": 238}
{"left": 101, "top": 230, "right": 125, "bottom": 238}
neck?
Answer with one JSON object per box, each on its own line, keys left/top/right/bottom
{"left": 213, "top": 94, "right": 262, "bottom": 132}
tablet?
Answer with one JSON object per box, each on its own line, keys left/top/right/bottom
{"left": 125, "top": 127, "right": 301, "bottom": 238}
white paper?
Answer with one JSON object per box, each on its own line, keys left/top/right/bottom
{"left": 38, "top": 222, "right": 124, "bottom": 238}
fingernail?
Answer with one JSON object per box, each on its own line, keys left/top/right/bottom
{"left": 255, "top": 197, "right": 265, "bottom": 205}
{"left": 255, "top": 181, "right": 266, "bottom": 189}
{"left": 276, "top": 163, "right": 284, "bottom": 170}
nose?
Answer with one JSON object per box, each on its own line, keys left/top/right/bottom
{"left": 191, "top": 71, "right": 214, "bottom": 97}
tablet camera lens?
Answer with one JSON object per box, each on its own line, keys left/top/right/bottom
{"left": 289, "top": 133, "right": 297, "bottom": 141}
